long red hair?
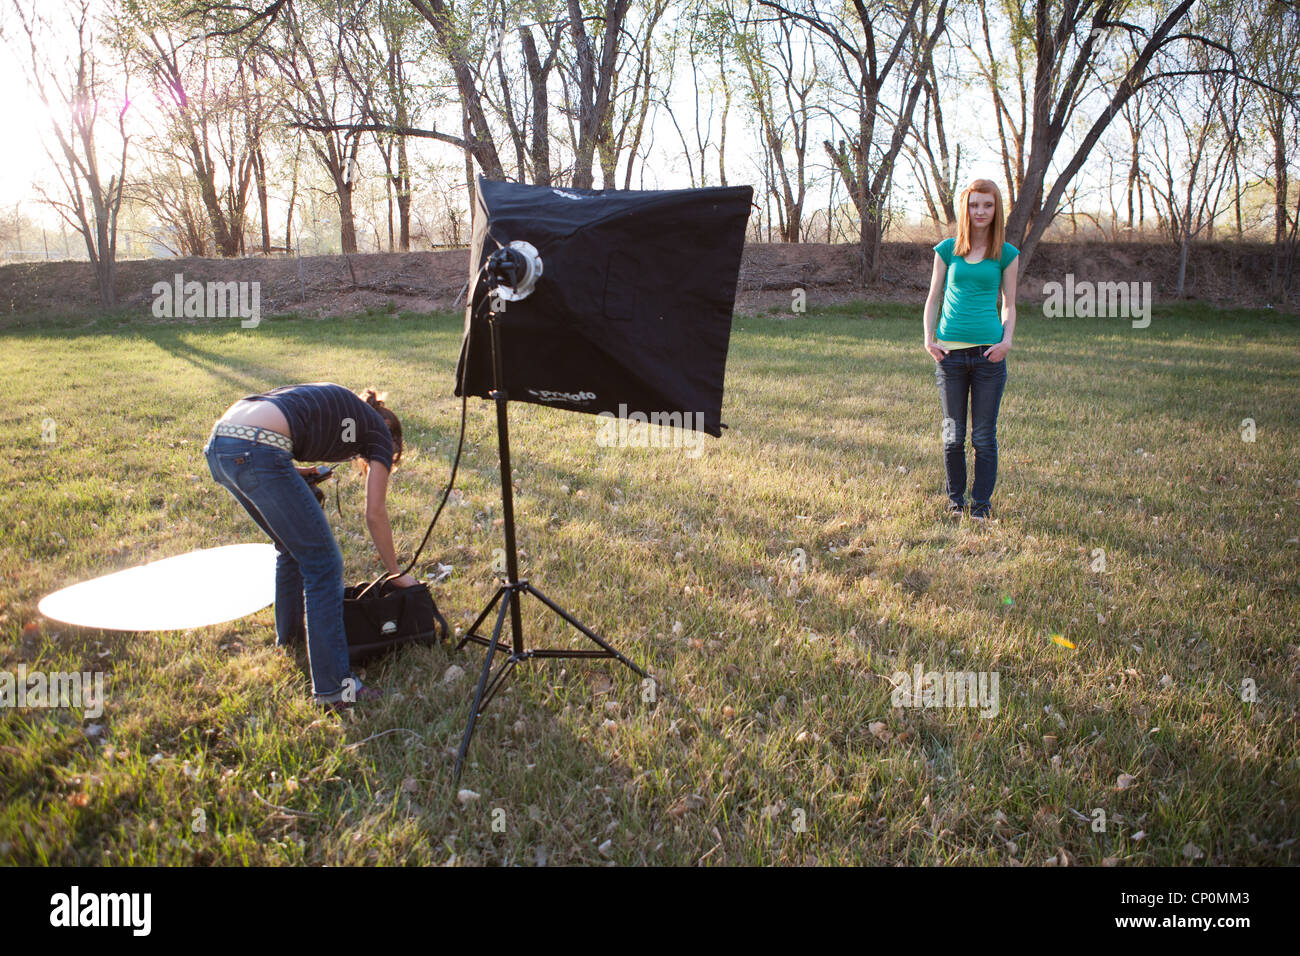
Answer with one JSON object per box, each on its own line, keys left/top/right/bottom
{"left": 353, "top": 387, "right": 402, "bottom": 473}
{"left": 954, "top": 179, "right": 1006, "bottom": 260}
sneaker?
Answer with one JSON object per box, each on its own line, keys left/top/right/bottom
{"left": 318, "top": 684, "right": 383, "bottom": 713}
{"left": 970, "top": 505, "right": 991, "bottom": 522}
{"left": 945, "top": 501, "right": 965, "bottom": 519}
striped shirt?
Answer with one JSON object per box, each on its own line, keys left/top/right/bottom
{"left": 241, "top": 383, "right": 394, "bottom": 470}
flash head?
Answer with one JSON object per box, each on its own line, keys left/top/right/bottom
{"left": 485, "top": 240, "right": 543, "bottom": 302}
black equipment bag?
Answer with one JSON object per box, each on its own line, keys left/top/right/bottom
{"left": 303, "top": 444, "right": 460, "bottom": 667}
{"left": 343, "top": 576, "right": 448, "bottom": 664}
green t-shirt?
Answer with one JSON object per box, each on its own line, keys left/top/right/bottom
{"left": 933, "top": 238, "right": 1019, "bottom": 345}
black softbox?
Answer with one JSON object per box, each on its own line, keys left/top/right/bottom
{"left": 454, "top": 176, "right": 753, "bottom": 437}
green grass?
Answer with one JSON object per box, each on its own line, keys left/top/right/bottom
{"left": 1, "top": 300, "right": 1297, "bottom": 865}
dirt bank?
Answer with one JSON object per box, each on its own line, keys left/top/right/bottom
{"left": 1, "top": 239, "right": 1292, "bottom": 319}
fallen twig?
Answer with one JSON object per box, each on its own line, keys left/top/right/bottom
{"left": 251, "top": 788, "right": 318, "bottom": 818}
{"left": 344, "top": 727, "right": 424, "bottom": 751}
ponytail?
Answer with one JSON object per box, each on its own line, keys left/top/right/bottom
{"left": 359, "top": 386, "right": 403, "bottom": 468}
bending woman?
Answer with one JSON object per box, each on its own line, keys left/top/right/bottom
{"left": 203, "top": 383, "right": 419, "bottom": 706}
{"left": 922, "top": 179, "right": 1019, "bottom": 520}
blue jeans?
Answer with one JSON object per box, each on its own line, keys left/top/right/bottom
{"left": 203, "top": 430, "right": 359, "bottom": 701}
{"left": 934, "top": 346, "right": 1008, "bottom": 514}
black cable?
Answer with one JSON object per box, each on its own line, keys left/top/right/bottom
{"left": 361, "top": 271, "right": 492, "bottom": 598}
{"left": 397, "top": 386, "right": 468, "bottom": 580}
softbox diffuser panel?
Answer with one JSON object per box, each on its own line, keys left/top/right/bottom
{"left": 454, "top": 176, "right": 753, "bottom": 437}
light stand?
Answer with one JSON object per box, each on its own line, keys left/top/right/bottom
{"left": 453, "top": 264, "right": 648, "bottom": 788}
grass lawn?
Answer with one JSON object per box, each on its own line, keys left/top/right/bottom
{"left": 1, "top": 300, "right": 1297, "bottom": 865}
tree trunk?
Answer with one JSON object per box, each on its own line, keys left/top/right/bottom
{"left": 717, "top": 37, "right": 729, "bottom": 188}
{"left": 1275, "top": 120, "right": 1288, "bottom": 244}
{"left": 1006, "top": 0, "right": 1197, "bottom": 278}
{"left": 1176, "top": 233, "right": 1190, "bottom": 296}
{"left": 410, "top": 0, "right": 505, "bottom": 179}
{"left": 463, "top": 106, "right": 476, "bottom": 215}
{"left": 257, "top": 155, "right": 270, "bottom": 252}
{"left": 91, "top": 196, "right": 116, "bottom": 307}
{"left": 338, "top": 178, "right": 357, "bottom": 254}
{"left": 568, "top": 0, "right": 628, "bottom": 189}
{"left": 397, "top": 134, "right": 411, "bottom": 251}
{"left": 190, "top": 148, "right": 240, "bottom": 257}
{"left": 521, "top": 25, "right": 553, "bottom": 186}
{"left": 1126, "top": 128, "right": 1140, "bottom": 230}
{"left": 285, "top": 149, "right": 299, "bottom": 252}
{"left": 385, "top": 161, "right": 394, "bottom": 251}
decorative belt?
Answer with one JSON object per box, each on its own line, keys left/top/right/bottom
{"left": 211, "top": 421, "right": 293, "bottom": 453}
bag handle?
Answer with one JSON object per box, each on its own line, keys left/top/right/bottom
{"left": 355, "top": 570, "right": 399, "bottom": 602}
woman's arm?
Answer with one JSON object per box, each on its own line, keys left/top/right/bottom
{"left": 985, "top": 257, "right": 1018, "bottom": 361}
{"left": 923, "top": 252, "right": 950, "bottom": 362}
{"left": 363, "top": 461, "right": 418, "bottom": 587}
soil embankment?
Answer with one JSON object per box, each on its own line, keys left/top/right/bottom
{"left": 1, "top": 240, "right": 1291, "bottom": 319}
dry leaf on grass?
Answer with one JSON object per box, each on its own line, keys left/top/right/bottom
{"left": 668, "top": 793, "right": 706, "bottom": 818}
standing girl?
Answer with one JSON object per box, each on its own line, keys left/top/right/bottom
{"left": 922, "top": 179, "right": 1019, "bottom": 520}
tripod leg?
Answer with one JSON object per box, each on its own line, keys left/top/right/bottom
{"left": 455, "top": 586, "right": 505, "bottom": 651}
{"left": 453, "top": 592, "right": 511, "bottom": 788}
{"left": 524, "top": 583, "right": 649, "bottom": 679}
{"left": 478, "top": 655, "right": 518, "bottom": 712}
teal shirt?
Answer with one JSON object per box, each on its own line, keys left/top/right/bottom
{"left": 933, "top": 237, "right": 1019, "bottom": 345}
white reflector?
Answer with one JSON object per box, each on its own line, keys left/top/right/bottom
{"left": 38, "top": 543, "right": 277, "bottom": 631}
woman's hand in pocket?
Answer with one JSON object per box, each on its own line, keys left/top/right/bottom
{"left": 983, "top": 342, "right": 1010, "bottom": 362}
{"left": 926, "top": 340, "right": 950, "bottom": 362}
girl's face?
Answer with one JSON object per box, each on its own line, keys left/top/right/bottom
{"left": 967, "top": 192, "right": 995, "bottom": 229}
